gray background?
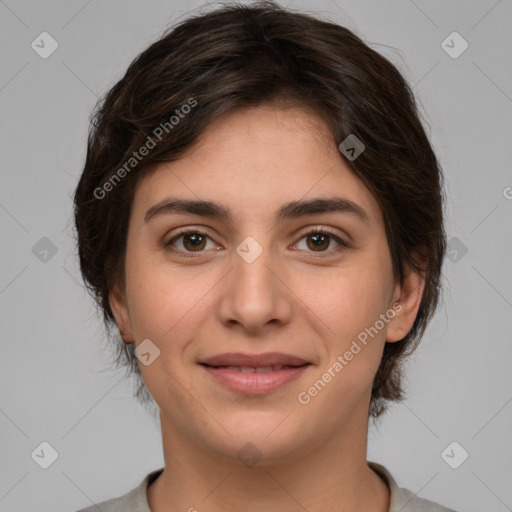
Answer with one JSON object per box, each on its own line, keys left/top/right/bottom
{"left": 1, "top": 0, "right": 511, "bottom": 510}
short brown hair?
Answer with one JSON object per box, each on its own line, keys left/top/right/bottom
{"left": 73, "top": 0, "right": 446, "bottom": 419}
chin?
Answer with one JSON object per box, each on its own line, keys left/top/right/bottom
{"left": 206, "top": 410, "right": 308, "bottom": 466}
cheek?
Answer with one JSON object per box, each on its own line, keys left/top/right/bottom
{"left": 296, "top": 259, "right": 392, "bottom": 392}
{"left": 124, "top": 248, "right": 215, "bottom": 345}
{"left": 124, "top": 244, "right": 175, "bottom": 339}
{"left": 297, "top": 274, "right": 389, "bottom": 412}
{"left": 299, "top": 261, "right": 390, "bottom": 336}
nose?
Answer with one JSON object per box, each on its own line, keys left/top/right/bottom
{"left": 217, "top": 241, "right": 293, "bottom": 335}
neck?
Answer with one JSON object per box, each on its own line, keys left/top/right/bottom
{"left": 147, "top": 407, "right": 389, "bottom": 512}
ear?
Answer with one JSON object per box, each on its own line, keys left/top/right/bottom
{"left": 386, "top": 264, "right": 426, "bottom": 343}
{"left": 108, "top": 284, "right": 135, "bottom": 343}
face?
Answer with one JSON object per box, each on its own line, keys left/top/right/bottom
{"left": 110, "top": 103, "right": 424, "bottom": 465}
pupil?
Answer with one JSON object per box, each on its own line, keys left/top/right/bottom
{"left": 309, "top": 233, "right": 328, "bottom": 250}
{"left": 185, "top": 233, "right": 204, "bottom": 250}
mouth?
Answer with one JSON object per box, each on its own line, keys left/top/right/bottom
{"left": 201, "top": 364, "right": 309, "bottom": 373}
{"left": 198, "top": 352, "right": 312, "bottom": 394}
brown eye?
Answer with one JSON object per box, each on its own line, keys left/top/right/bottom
{"left": 166, "top": 230, "right": 216, "bottom": 254}
{"left": 181, "top": 232, "right": 206, "bottom": 251}
{"left": 292, "top": 228, "right": 349, "bottom": 255}
{"left": 306, "top": 232, "right": 330, "bottom": 251}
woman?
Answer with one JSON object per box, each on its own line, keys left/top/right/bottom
{"left": 73, "top": 1, "right": 456, "bottom": 510}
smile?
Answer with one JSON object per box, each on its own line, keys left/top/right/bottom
{"left": 200, "top": 363, "right": 311, "bottom": 394}
{"left": 215, "top": 364, "right": 298, "bottom": 373}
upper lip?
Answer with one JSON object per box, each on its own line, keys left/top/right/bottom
{"left": 199, "top": 352, "right": 310, "bottom": 368}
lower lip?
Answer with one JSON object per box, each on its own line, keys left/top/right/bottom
{"left": 200, "top": 365, "right": 311, "bottom": 394}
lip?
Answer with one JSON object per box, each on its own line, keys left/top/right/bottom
{"left": 198, "top": 352, "right": 312, "bottom": 395}
{"left": 201, "top": 364, "right": 311, "bottom": 394}
{"left": 199, "top": 352, "right": 310, "bottom": 367}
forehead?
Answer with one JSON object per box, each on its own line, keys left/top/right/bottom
{"left": 187, "top": 102, "right": 337, "bottom": 164}
{"left": 131, "top": 105, "right": 383, "bottom": 228}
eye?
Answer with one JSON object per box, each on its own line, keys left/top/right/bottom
{"left": 291, "top": 227, "right": 350, "bottom": 255}
{"left": 165, "top": 229, "right": 220, "bottom": 256}
{"left": 165, "top": 226, "right": 350, "bottom": 258}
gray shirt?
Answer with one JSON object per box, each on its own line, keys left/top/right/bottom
{"left": 75, "top": 461, "right": 458, "bottom": 511}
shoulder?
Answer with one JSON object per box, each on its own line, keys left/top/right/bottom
{"left": 368, "top": 461, "right": 459, "bottom": 512}
{"left": 74, "top": 486, "right": 139, "bottom": 512}
{"left": 392, "top": 485, "right": 459, "bottom": 512}
{"left": 73, "top": 468, "right": 163, "bottom": 512}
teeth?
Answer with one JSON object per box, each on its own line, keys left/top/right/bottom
{"left": 224, "top": 366, "right": 245, "bottom": 372}
{"left": 255, "top": 366, "right": 274, "bottom": 373}
{"left": 222, "top": 365, "right": 285, "bottom": 373}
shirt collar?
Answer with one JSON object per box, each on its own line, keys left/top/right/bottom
{"left": 129, "top": 461, "right": 450, "bottom": 512}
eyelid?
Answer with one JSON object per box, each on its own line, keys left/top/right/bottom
{"left": 165, "top": 226, "right": 220, "bottom": 248}
{"left": 292, "top": 225, "right": 351, "bottom": 251}
{"left": 164, "top": 224, "right": 351, "bottom": 256}
{"left": 296, "top": 224, "right": 348, "bottom": 240}
{"left": 165, "top": 224, "right": 218, "bottom": 240}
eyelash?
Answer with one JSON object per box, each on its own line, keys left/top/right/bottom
{"left": 165, "top": 227, "right": 350, "bottom": 259}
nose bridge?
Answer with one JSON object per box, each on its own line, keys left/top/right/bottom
{"left": 218, "top": 234, "right": 291, "bottom": 331}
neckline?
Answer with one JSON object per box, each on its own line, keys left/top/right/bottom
{"left": 143, "top": 462, "right": 393, "bottom": 510}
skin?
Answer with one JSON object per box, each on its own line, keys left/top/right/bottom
{"left": 110, "top": 102, "right": 425, "bottom": 512}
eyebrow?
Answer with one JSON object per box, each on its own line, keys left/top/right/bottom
{"left": 144, "top": 196, "right": 370, "bottom": 225}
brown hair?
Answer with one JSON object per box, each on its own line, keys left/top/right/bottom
{"left": 74, "top": 0, "right": 446, "bottom": 419}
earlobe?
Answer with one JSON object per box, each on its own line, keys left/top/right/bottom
{"left": 386, "top": 266, "right": 426, "bottom": 343}
{"left": 108, "top": 285, "right": 135, "bottom": 343}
